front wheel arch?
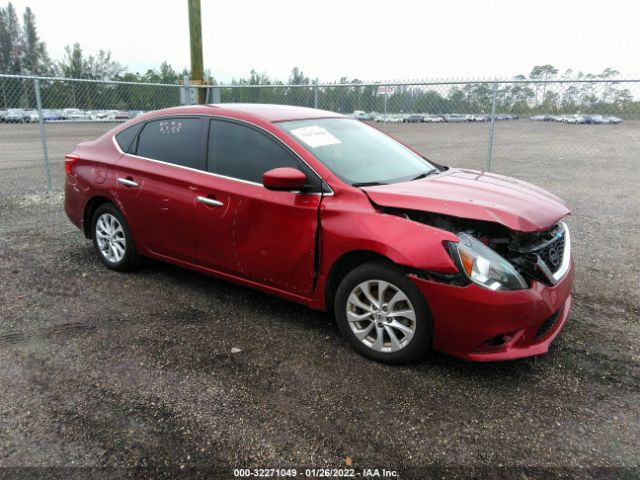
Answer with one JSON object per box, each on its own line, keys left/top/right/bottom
{"left": 324, "top": 250, "right": 400, "bottom": 315}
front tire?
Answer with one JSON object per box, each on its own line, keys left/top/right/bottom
{"left": 335, "top": 262, "right": 432, "bottom": 364}
{"left": 91, "top": 203, "right": 139, "bottom": 271}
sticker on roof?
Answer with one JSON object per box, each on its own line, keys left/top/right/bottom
{"left": 290, "top": 125, "right": 341, "bottom": 148}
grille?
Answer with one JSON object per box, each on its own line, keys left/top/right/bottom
{"left": 536, "top": 233, "right": 565, "bottom": 273}
{"left": 511, "top": 228, "right": 565, "bottom": 282}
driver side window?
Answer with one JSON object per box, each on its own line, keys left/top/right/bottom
{"left": 207, "top": 119, "right": 324, "bottom": 191}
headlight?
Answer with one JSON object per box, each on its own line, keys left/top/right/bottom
{"left": 449, "top": 234, "right": 528, "bottom": 291}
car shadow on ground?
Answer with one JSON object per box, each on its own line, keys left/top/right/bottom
{"left": 126, "top": 254, "right": 552, "bottom": 383}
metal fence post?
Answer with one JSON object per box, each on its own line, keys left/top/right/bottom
{"left": 384, "top": 93, "right": 387, "bottom": 123}
{"left": 1, "top": 77, "right": 6, "bottom": 108}
{"left": 485, "top": 81, "right": 498, "bottom": 172}
{"left": 34, "top": 78, "right": 52, "bottom": 192}
{"left": 71, "top": 81, "right": 76, "bottom": 108}
{"left": 314, "top": 84, "right": 319, "bottom": 109}
{"left": 181, "top": 75, "right": 191, "bottom": 105}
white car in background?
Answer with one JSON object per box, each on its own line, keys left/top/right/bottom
{"left": 444, "top": 114, "right": 466, "bottom": 123}
{"left": 423, "top": 115, "right": 444, "bottom": 123}
{"left": 63, "top": 108, "right": 87, "bottom": 120}
{"left": 603, "top": 116, "right": 623, "bottom": 124}
{"left": 4, "top": 108, "right": 29, "bottom": 123}
{"left": 352, "top": 110, "right": 373, "bottom": 121}
{"left": 25, "top": 110, "right": 40, "bottom": 123}
{"left": 90, "top": 110, "right": 110, "bottom": 120}
{"left": 562, "top": 115, "right": 578, "bottom": 124}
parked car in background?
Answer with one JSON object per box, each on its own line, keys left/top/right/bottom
{"left": 352, "top": 110, "right": 373, "bottom": 121}
{"left": 62, "top": 108, "right": 84, "bottom": 120}
{"left": 402, "top": 114, "right": 423, "bottom": 123}
{"left": 0, "top": 109, "right": 7, "bottom": 122}
{"left": 4, "top": 109, "right": 29, "bottom": 123}
{"left": 444, "top": 114, "right": 466, "bottom": 123}
{"left": 585, "top": 115, "right": 604, "bottom": 124}
{"left": 373, "top": 114, "right": 400, "bottom": 122}
{"left": 603, "top": 116, "right": 622, "bottom": 124}
{"left": 90, "top": 110, "right": 110, "bottom": 121}
{"left": 42, "top": 110, "right": 62, "bottom": 122}
{"left": 114, "top": 111, "right": 132, "bottom": 120}
{"left": 64, "top": 104, "right": 573, "bottom": 364}
{"left": 25, "top": 110, "right": 40, "bottom": 123}
{"left": 423, "top": 115, "right": 444, "bottom": 123}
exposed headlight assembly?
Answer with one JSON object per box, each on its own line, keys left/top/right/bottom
{"left": 449, "top": 234, "right": 528, "bottom": 291}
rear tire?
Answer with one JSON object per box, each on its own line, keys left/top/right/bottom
{"left": 334, "top": 261, "right": 432, "bottom": 364}
{"left": 91, "top": 203, "right": 139, "bottom": 272}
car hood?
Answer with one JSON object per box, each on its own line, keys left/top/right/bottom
{"left": 362, "top": 168, "right": 570, "bottom": 232}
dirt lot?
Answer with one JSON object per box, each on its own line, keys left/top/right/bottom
{"left": 0, "top": 120, "right": 639, "bottom": 478}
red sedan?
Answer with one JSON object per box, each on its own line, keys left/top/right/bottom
{"left": 64, "top": 104, "right": 573, "bottom": 363}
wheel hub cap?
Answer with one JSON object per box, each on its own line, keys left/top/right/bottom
{"left": 346, "top": 279, "right": 417, "bottom": 353}
{"left": 95, "top": 213, "right": 126, "bottom": 264}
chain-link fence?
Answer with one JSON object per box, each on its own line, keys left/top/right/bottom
{"left": 1, "top": 74, "right": 639, "bottom": 198}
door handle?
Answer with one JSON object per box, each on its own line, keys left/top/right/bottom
{"left": 196, "top": 195, "right": 224, "bottom": 207}
{"left": 117, "top": 177, "right": 139, "bottom": 187}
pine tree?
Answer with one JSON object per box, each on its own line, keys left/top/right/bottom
{"left": 3, "top": 2, "right": 22, "bottom": 74}
{"left": 21, "top": 6, "right": 49, "bottom": 75}
{"left": 0, "top": 8, "right": 12, "bottom": 73}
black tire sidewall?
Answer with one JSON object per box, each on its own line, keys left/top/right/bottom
{"left": 91, "top": 204, "right": 138, "bottom": 271}
{"left": 334, "top": 262, "right": 432, "bottom": 364}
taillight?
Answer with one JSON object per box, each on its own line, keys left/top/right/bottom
{"left": 64, "top": 153, "right": 80, "bottom": 175}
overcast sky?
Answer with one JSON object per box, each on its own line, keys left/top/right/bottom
{"left": 7, "top": 0, "right": 640, "bottom": 82}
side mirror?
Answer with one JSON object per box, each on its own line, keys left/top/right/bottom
{"left": 263, "top": 167, "right": 307, "bottom": 191}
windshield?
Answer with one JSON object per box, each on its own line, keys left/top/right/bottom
{"left": 278, "top": 118, "right": 436, "bottom": 186}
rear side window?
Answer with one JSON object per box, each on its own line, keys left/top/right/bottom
{"left": 136, "top": 117, "right": 203, "bottom": 169}
{"left": 208, "top": 120, "right": 299, "bottom": 184}
{"left": 114, "top": 123, "right": 142, "bottom": 153}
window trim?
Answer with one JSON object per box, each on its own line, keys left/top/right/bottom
{"left": 111, "top": 113, "right": 333, "bottom": 196}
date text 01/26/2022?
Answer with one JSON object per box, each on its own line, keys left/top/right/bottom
{"left": 232, "top": 467, "right": 399, "bottom": 478}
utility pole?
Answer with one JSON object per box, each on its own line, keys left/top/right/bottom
{"left": 188, "top": 0, "right": 205, "bottom": 103}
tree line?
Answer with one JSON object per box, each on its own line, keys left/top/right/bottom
{"left": 219, "top": 66, "right": 638, "bottom": 117}
{"left": 0, "top": 2, "right": 637, "bottom": 116}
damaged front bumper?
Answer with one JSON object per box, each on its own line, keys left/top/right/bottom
{"left": 410, "top": 258, "right": 574, "bottom": 361}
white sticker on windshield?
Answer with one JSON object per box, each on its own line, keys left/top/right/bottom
{"left": 290, "top": 125, "right": 341, "bottom": 148}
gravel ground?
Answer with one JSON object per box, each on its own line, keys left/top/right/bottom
{"left": 0, "top": 120, "right": 639, "bottom": 479}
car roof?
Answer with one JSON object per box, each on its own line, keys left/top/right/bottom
{"left": 210, "top": 103, "right": 346, "bottom": 122}
{"left": 136, "top": 103, "right": 346, "bottom": 123}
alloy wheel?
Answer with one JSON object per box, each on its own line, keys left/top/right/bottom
{"left": 346, "top": 280, "right": 416, "bottom": 353}
{"left": 95, "top": 213, "right": 126, "bottom": 264}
